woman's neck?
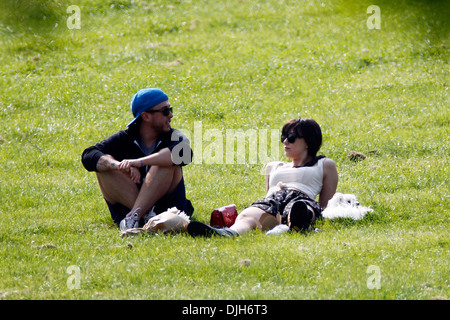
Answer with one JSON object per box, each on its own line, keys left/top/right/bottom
{"left": 292, "top": 155, "right": 313, "bottom": 167}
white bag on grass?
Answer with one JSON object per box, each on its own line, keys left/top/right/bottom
{"left": 121, "top": 207, "right": 190, "bottom": 237}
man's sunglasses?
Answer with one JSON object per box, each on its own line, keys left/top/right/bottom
{"left": 281, "top": 132, "right": 303, "bottom": 143}
{"left": 146, "top": 106, "right": 173, "bottom": 116}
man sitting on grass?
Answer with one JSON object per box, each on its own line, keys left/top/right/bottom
{"left": 81, "top": 88, "right": 193, "bottom": 231}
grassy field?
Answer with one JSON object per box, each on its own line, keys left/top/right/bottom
{"left": 0, "top": 0, "right": 448, "bottom": 300}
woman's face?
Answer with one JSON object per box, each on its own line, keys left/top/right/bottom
{"left": 283, "top": 132, "right": 309, "bottom": 160}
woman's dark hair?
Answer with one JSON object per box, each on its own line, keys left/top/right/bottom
{"left": 282, "top": 118, "right": 323, "bottom": 165}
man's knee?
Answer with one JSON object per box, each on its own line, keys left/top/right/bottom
{"left": 95, "top": 170, "right": 139, "bottom": 207}
{"left": 145, "top": 165, "right": 182, "bottom": 190}
{"left": 146, "top": 164, "right": 178, "bottom": 176}
{"left": 96, "top": 168, "right": 128, "bottom": 183}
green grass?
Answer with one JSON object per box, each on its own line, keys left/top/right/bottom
{"left": 0, "top": 0, "right": 448, "bottom": 300}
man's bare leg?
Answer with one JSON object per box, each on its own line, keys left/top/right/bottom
{"left": 96, "top": 170, "right": 139, "bottom": 209}
{"left": 96, "top": 165, "right": 182, "bottom": 220}
{"left": 131, "top": 165, "right": 182, "bottom": 219}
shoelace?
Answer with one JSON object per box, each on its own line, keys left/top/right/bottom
{"left": 126, "top": 207, "right": 141, "bottom": 220}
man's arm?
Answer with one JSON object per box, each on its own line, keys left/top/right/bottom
{"left": 81, "top": 130, "right": 129, "bottom": 172}
{"left": 96, "top": 154, "right": 121, "bottom": 172}
{"left": 119, "top": 147, "right": 174, "bottom": 170}
{"left": 96, "top": 154, "right": 141, "bottom": 184}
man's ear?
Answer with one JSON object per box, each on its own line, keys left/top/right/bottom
{"left": 141, "top": 112, "right": 151, "bottom": 122}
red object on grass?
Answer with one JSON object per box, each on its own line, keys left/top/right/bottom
{"left": 210, "top": 204, "right": 238, "bottom": 228}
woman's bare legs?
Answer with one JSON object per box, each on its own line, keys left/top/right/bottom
{"left": 187, "top": 206, "right": 281, "bottom": 237}
{"left": 229, "top": 207, "right": 281, "bottom": 235}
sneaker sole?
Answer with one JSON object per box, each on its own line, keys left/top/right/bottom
{"left": 119, "top": 219, "right": 139, "bottom": 232}
{"left": 119, "top": 220, "right": 128, "bottom": 232}
{"left": 288, "top": 201, "right": 313, "bottom": 232}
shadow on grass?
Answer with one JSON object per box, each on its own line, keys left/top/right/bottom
{"left": 1, "top": 0, "right": 69, "bottom": 33}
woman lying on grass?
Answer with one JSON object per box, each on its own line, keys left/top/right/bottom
{"left": 187, "top": 118, "right": 339, "bottom": 237}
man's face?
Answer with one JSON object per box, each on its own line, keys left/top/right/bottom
{"left": 142, "top": 100, "right": 173, "bottom": 133}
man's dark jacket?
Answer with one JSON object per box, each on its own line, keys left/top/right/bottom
{"left": 82, "top": 127, "right": 192, "bottom": 178}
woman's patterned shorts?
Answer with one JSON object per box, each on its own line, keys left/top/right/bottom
{"left": 250, "top": 188, "right": 322, "bottom": 224}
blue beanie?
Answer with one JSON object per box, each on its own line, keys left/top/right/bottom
{"left": 127, "top": 88, "right": 169, "bottom": 126}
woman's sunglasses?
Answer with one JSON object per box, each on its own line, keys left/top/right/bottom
{"left": 281, "top": 132, "right": 303, "bottom": 143}
{"left": 146, "top": 106, "right": 173, "bottom": 116}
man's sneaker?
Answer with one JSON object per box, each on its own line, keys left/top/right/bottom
{"left": 288, "top": 201, "right": 315, "bottom": 232}
{"left": 143, "top": 209, "right": 157, "bottom": 225}
{"left": 187, "top": 221, "right": 238, "bottom": 238}
{"left": 119, "top": 208, "right": 141, "bottom": 231}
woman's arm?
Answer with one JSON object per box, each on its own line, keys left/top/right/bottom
{"left": 264, "top": 163, "right": 273, "bottom": 192}
{"left": 264, "top": 161, "right": 283, "bottom": 192}
{"left": 318, "top": 158, "right": 338, "bottom": 209}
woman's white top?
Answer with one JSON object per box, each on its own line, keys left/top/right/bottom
{"left": 266, "top": 157, "right": 326, "bottom": 200}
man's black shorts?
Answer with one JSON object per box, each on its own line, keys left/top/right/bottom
{"left": 106, "top": 177, "right": 194, "bottom": 226}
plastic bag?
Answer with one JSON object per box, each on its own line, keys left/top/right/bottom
{"left": 121, "top": 207, "right": 190, "bottom": 237}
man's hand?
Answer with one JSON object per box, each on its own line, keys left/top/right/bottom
{"left": 119, "top": 159, "right": 142, "bottom": 184}
{"left": 118, "top": 159, "right": 141, "bottom": 170}
{"left": 128, "top": 166, "right": 141, "bottom": 184}
{"left": 97, "top": 155, "right": 142, "bottom": 184}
